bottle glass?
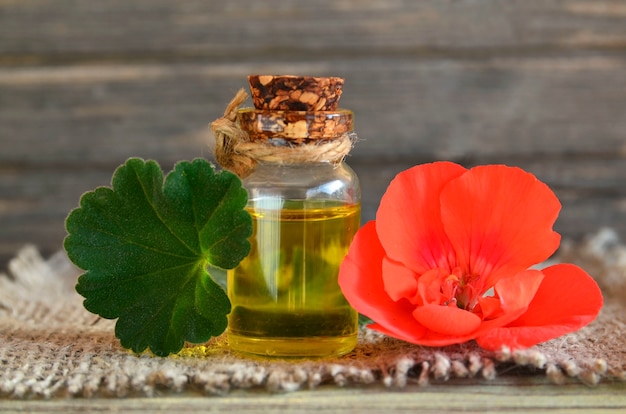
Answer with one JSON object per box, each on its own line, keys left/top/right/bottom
{"left": 227, "top": 155, "right": 361, "bottom": 358}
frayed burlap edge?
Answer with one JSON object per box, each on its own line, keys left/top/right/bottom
{"left": 0, "top": 229, "right": 625, "bottom": 399}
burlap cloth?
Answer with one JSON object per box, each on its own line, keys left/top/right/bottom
{"left": 1, "top": 229, "right": 625, "bottom": 399}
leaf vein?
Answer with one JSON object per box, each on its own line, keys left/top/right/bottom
{"left": 133, "top": 165, "right": 199, "bottom": 256}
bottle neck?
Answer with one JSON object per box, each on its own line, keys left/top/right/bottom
{"left": 243, "top": 159, "right": 360, "bottom": 207}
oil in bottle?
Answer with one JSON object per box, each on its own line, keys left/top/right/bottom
{"left": 227, "top": 200, "right": 360, "bottom": 358}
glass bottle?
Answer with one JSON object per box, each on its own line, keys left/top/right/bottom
{"left": 227, "top": 108, "right": 361, "bottom": 358}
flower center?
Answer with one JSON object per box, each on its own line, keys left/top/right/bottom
{"left": 441, "top": 267, "right": 481, "bottom": 311}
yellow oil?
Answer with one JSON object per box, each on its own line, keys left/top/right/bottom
{"left": 227, "top": 201, "right": 360, "bottom": 358}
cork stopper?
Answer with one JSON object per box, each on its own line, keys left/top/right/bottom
{"left": 248, "top": 75, "right": 344, "bottom": 111}
{"left": 237, "top": 108, "right": 353, "bottom": 143}
{"left": 212, "top": 84, "right": 356, "bottom": 178}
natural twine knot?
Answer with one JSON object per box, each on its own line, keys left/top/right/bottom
{"left": 210, "top": 89, "right": 355, "bottom": 178}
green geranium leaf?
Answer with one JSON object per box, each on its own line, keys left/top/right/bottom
{"left": 64, "top": 158, "right": 251, "bottom": 356}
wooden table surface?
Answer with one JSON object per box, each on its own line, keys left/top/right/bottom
{"left": 1, "top": 1, "right": 625, "bottom": 411}
{"left": 1, "top": 380, "right": 625, "bottom": 413}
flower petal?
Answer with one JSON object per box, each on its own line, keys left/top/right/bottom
{"left": 413, "top": 304, "right": 481, "bottom": 336}
{"left": 367, "top": 322, "right": 429, "bottom": 344}
{"left": 373, "top": 309, "right": 480, "bottom": 347}
{"left": 476, "top": 264, "right": 604, "bottom": 351}
{"left": 338, "top": 221, "right": 427, "bottom": 339}
{"left": 440, "top": 165, "right": 561, "bottom": 288}
{"left": 376, "top": 161, "right": 466, "bottom": 275}
{"left": 494, "top": 269, "right": 544, "bottom": 314}
{"left": 477, "top": 296, "right": 502, "bottom": 320}
{"left": 382, "top": 257, "right": 419, "bottom": 302}
{"left": 473, "top": 269, "right": 544, "bottom": 334}
{"left": 416, "top": 268, "right": 449, "bottom": 306}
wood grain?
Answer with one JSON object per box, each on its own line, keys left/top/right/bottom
{"left": 2, "top": 55, "right": 626, "bottom": 163}
{"left": 2, "top": 381, "right": 625, "bottom": 413}
{"left": 2, "top": 0, "right": 626, "bottom": 62}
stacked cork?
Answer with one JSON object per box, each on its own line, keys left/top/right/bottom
{"left": 248, "top": 75, "right": 344, "bottom": 111}
{"left": 239, "top": 75, "right": 353, "bottom": 143}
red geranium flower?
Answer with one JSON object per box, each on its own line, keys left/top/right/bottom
{"left": 339, "top": 162, "right": 603, "bottom": 351}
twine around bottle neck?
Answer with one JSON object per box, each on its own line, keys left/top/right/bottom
{"left": 210, "top": 89, "right": 355, "bottom": 178}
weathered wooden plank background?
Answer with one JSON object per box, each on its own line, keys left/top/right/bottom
{"left": 1, "top": 0, "right": 625, "bottom": 270}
